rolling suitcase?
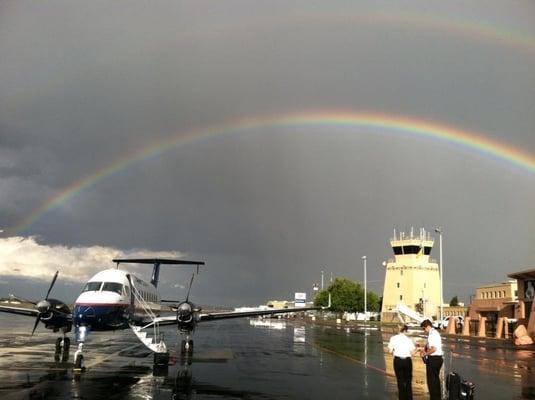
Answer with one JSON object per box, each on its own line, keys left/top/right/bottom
{"left": 460, "top": 379, "right": 475, "bottom": 400}
{"left": 446, "top": 372, "right": 461, "bottom": 400}
{"left": 446, "top": 371, "right": 475, "bottom": 399}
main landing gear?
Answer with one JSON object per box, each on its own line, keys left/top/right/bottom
{"left": 180, "top": 338, "right": 194, "bottom": 357}
{"left": 54, "top": 335, "right": 71, "bottom": 362}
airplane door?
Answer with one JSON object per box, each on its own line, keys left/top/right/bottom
{"left": 126, "top": 274, "right": 135, "bottom": 307}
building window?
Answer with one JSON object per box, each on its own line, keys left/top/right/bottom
{"left": 401, "top": 270, "right": 403, "bottom": 276}
{"left": 400, "top": 295, "right": 403, "bottom": 301}
{"left": 397, "top": 282, "right": 400, "bottom": 288}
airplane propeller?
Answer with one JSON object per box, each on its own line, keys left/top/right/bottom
{"left": 177, "top": 273, "right": 196, "bottom": 324}
{"left": 31, "top": 270, "right": 59, "bottom": 336}
{"left": 185, "top": 273, "right": 195, "bottom": 303}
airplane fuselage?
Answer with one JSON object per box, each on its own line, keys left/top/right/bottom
{"left": 73, "top": 269, "right": 161, "bottom": 332}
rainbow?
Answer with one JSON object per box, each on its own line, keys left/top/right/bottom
{"left": 194, "top": 11, "right": 535, "bottom": 55}
{"left": 12, "top": 111, "right": 535, "bottom": 234}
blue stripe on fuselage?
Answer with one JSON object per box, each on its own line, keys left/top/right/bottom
{"left": 74, "top": 304, "right": 130, "bottom": 331}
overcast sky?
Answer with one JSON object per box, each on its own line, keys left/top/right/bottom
{"left": 0, "top": 1, "right": 534, "bottom": 306}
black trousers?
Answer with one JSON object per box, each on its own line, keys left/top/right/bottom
{"left": 426, "top": 355, "right": 443, "bottom": 400}
{"left": 393, "top": 356, "right": 413, "bottom": 400}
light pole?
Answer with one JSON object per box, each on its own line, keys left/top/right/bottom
{"left": 321, "top": 270, "right": 324, "bottom": 290}
{"left": 362, "top": 256, "right": 367, "bottom": 322}
{"left": 435, "top": 227, "right": 444, "bottom": 323}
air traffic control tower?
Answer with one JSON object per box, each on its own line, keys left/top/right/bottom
{"left": 381, "top": 228, "right": 441, "bottom": 322}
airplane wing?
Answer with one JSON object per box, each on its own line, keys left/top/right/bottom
{"left": 0, "top": 303, "right": 39, "bottom": 317}
{"left": 198, "top": 306, "right": 320, "bottom": 321}
{"left": 153, "top": 306, "right": 320, "bottom": 326}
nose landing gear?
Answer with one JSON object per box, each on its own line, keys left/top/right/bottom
{"left": 73, "top": 343, "right": 85, "bottom": 372}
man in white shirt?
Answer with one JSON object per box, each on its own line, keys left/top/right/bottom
{"left": 388, "top": 324, "right": 417, "bottom": 400}
{"left": 420, "top": 319, "right": 443, "bottom": 400}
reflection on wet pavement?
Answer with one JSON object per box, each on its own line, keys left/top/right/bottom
{"left": 1, "top": 314, "right": 534, "bottom": 399}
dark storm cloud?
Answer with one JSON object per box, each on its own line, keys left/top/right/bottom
{"left": 0, "top": 0, "right": 534, "bottom": 305}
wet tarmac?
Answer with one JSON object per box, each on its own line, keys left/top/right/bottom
{"left": 0, "top": 314, "right": 534, "bottom": 399}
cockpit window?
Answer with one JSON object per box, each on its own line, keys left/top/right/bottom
{"left": 83, "top": 282, "right": 102, "bottom": 292}
{"left": 102, "top": 282, "right": 123, "bottom": 295}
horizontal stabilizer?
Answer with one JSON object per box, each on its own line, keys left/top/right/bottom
{"left": 113, "top": 258, "right": 205, "bottom": 266}
{"left": 113, "top": 258, "right": 205, "bottom": 288}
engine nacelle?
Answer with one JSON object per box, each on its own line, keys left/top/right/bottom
{"left": 176, "top": 301, "right": 200, "bottom": 333}
{"left": 40, "top": 298, "right": 72, "bottom": 333}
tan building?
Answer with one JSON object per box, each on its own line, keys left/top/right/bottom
{"left": 381, "top": 228, "right": 441, "bottom": 322}
{"left": 507, "top": 268, "right": 535, "bottom": 339}
{"left": 468, "top": 280, "right": 518, "bottom": 321}
{"left": 443, "top": 305, "right": 468, "bottom": 319}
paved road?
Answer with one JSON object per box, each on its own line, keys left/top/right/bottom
{"left": 0, "top": 314, "right": 534, "bottom": 399}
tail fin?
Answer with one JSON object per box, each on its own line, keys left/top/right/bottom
{"left": 113, "top": 258, "right": 205, "bottom": 287}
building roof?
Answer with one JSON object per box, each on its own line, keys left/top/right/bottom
{"left": 476, "top": 280, "right": 516, "bottom": 289}
{"left": 508, "top": 268, "right": 535, "bottom": 280}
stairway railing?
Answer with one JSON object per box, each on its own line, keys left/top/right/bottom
{"left": 130, "top": 283, "right": 162, "bottom": 348}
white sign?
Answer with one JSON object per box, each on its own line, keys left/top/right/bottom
{"left": 295, "top": 292, "right": 306, "bottom": 308}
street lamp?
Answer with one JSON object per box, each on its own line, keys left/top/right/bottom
{"left": 362, "top": 256, "right": 367, "bottom": 322}
{"left": 435, "top": 227, "right": 444, "bottom": 323}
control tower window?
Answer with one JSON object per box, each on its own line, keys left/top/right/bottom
{"left": 83, "top": 282, "right": 102, "bottom": 292}
{"left": 402, "top": 245, "right": 420, "bottom": 254}
{"left": 102, "top": 282, "right": 123, "bottom": 295}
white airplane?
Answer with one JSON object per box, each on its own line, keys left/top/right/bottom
{"left": 0, "top": 258, "right": 326, "bottom": 370}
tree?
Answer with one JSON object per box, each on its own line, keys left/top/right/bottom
{"left": 314, "top": 277, "right": 381, "bottom": 313}
{"left": 449, "top": 296, "right": 459, "bottom": 307}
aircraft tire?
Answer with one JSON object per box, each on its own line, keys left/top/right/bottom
{"left": 54, "top": 338, "right": 62, "bottom": 361}
{"left": 62, "top": 338, "right": 71, "bottom": 362}
{"left": 188, "top": 340, "right": 194, "bottom": 356}
{"left": 180, "top": 340, "right": 186, "bottom": 355}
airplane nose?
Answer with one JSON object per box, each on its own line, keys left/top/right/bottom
{"left": 74, "top": 304, "right": 127, "bottom": 330}
{"left": 74, "top": 305, "right": 95, "bottom": 325}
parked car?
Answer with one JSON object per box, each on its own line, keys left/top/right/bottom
{"left": 441, "top": 316, "right": 464, "bottom": 329}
